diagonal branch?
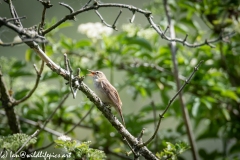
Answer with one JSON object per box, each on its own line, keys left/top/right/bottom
{"left": 37, "top": 92, "right": 71, "bottom": 136}
{"left": 5, "top": 0, "right": 23, "bottom": 27}
{"left": 140, "top": 60, "right": 204, "bottom": 147}
{"left": 12, "top": 129, "right": 39, "bottom": 159}
{"left": 13, "top": 60, "right": 44, "bottom": 106}
{"left": 95, "top": 10, "right": 117, "bottom": 30}
{"left": 163, "top": 0, "right": 199, "bottom": 159}
{"left": 33, "top": 105, "right": 95, "bottom": 152}
{"left": 21, "top": 40, "right": 158, "bottom": 159}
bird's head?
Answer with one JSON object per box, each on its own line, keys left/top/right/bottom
{"left": 87, "top": 70, "right": 106, "bottom": 80}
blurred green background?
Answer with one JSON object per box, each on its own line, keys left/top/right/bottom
{"left": 1, "top": 0, "right": 240, "bottom": 159}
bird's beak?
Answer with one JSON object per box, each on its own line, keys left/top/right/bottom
{"left": 87, "top": 69, "right": 95, "bottom": 76}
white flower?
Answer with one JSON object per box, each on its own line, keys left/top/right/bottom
{"left": 137, "top": 28, "right": 157, "bottom": 40}
{"left": 122, "top": 23, "right": 137, "bottom": 37}
{"left": 58, "top": 135, "right": 71, "bottom": 141}
{"left": 78, "top": 22, "right": 113, "bottom": 39}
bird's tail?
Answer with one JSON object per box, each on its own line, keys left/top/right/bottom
{"left": 116, "top": 106, "right": 126, "bottom": 127}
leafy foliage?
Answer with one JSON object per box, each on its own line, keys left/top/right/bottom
{"left": 55, "top": 136, "right": 106, "bottom": 160}
{"left": 0, "top": 0, "right": 240, "bottom": 159}
{"left": 0, "top": 134, "right": 37, "bottom": 152}
{"left": 156, "top": 142, "right": 190, "bottom": 160}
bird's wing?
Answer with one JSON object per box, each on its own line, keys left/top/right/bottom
{"left": 101, "top": 80, "right": 126, "bottom": 127}
{"left": 100, "top": 79, "right": 125, "bottom": 127}
{"left": 100, "top": 79, "right": 122, "bottom": 108}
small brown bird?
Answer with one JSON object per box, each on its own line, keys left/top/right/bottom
{"left": 87, "top": 70, "right": 125, "bottom": 127}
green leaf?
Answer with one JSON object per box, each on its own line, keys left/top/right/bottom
{"left": 25, "top": 49, "right": 33, "bottom": 61}
{"left": 221, "top": 89, "right": 239, "bottom": 102}
{"left": 123, "top": 37, "right": 152, "bottom": 51}
{"left": 9, "top": 70, "right": 33, "bottom": 77}
{"left": 12, "top": 61, "right": 27, "bottom": 69}
{"left": 221, "top": 108, "right": 230, "bottom": 121}
{"left": 74, "top": 40, "right": 92, "bottom": 48}
{"left": 14, "top": 88, "right": 30, "bottom": 100}
{"left": 192, "top": 98, "right": 200, "bottom": 117}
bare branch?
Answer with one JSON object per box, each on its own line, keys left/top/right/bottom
{"left": 129, "top": 10, "right": 136, "bottom": 23}
{"left": 39, "top": 2, "right": 235, "bottom": 46}
{"left": 0, "top": 17, "right": 46, "bottom": 41}
{"left": 13, "top": 129, "right": 39, "bottom": 158}
{"left": 33, "top": 141, "right": 54, "bottom": 152}
{"left": 6, "top": 16, "right": 26, "bottom": 22}
{"left": 183, "top": 34, "right": 188, "bottom": 44}
{"left": 82, "top": 0, "right": 92, "bottom": 8}
{"left": 18, "top": 116, "right": 62, "bottom": 136}
{"left": 59, "top": 2, "right": 74, "bottom": 13}
{"left": 0, "top": 69, "right": 21, "bottom": 133}
{"left": 112, "top": 9, "right": 122, "bottom": 30}
{"left": 125, "top": 137, "right": 138, "bottom": 157}
{"left": 20, "top": 40, "right": 158, "bottom": 159}
{"left": 65, "top": 105, "right": 94, "bottom": 134}
{"left": 95, "top": 10, "right": 115, "bottom": 29}
{"left": 59, "top": 2, "right": 76, "bottom": 20}
{"left": 64, "top": 54, "right": 77, "bottom": 99}
{"left": 163, "top": 1, "right": 199, "bottom": 159}
{"left": 13, "top": 61, "right": 45, "bottom": 105}
{"left": 0, "top": 38, "right": 48, "bottom": 47}
{"left": 37, "top": 92, "right": 70, "bottom": 136}
{"left": 33, "top": 105, "right": 94, "bottom": 152}
{"left": 137, "top": 128, "right": 145, "bottom": 141}
{"left": 163, "top": 26, "right": 169, "bottom": 37}
{"left": 5, "top": 0, "right": 22, "bottom": 27}
{"left": 140, "top": 60, "right": 204, "bottom": 147}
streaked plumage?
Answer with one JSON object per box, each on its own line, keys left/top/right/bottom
{"left": 88, "top": 70, "right": 125, "bottom": 127}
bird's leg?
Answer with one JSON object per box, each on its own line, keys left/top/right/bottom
{"left": 103, "top": 103, "right": 111, "bottom": 112}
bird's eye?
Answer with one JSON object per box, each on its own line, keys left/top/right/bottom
{"left": 96, "top": 71, "right": 99, "bottom": 74}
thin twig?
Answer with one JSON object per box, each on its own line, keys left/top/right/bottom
{"left": 6, "top": 0, "right": 22, "bottom": 27}
{"left": 38, "top": 7, "right": 46, "bottom": 34}
{"left": 19, "top": 116, "right": 62, "bottom": 136}
{"left": 33, "top": 142, "right": 54, "bottom": 152}
{"left": 163, "top": 0, "right": 199, "bottom": 159}
{"left": 64, "top": 54, "right": 69, "bottom": 73}
{"left": 13, "top": 61, "right": 44, "bottom": 105}
{"left": 64, "top": 54, "right": 75, "bottom": 98}
{"left": 59, "top": 2, "right": 74, "bottom": 13}
{"left": 163, "top": 26, "right": 169, "bottom": 37}
{"left": 33, "top": 105, "right": 94, "bottom": 152}
{"left": 6, "top": 16, "right": 26, "bottom": 22}
{"left": 125, "top": 138, "right": 138, "bottom": 157}
{"left": 1, "top": 2, "right": 234, "bottom": 47}
{"left": 37, "top": 92, "right": 70, "bottom": 136}
{"left": 59, "top": 2, "right": 76, "bottom": 20}
{"left": 151, "top": 101, "right": 159, "bottom": 151}
{"left": 95, "top": 10, "right": 113, "bottom": 28}
{"left": 129, "top": 10, "right": 135, "bottom": 23}
{"left": 137, "top": 128, "right": 145, "bottom": 141}
{"left": 65, "top": 105, "right": 94, "bottom": 134}
{"left": 151, "top": 102, "right": 157, "bottom": 129}
{"left": 67, "top": 59, "right": 76, "bottom": 99}
{"left": 13, "top": 129, "right": 39, "bottom": 158}
{"left": 112, "top": 9, "right": 122, "bottom": 30}
{"left": 0, "top": 38, "right": 47, "bottom": 47}
{"left": 82, "top": 0, "right": 92, "bottom": 8}
{"left": 140, "top": 60, "right": 204, "bottom": 147}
